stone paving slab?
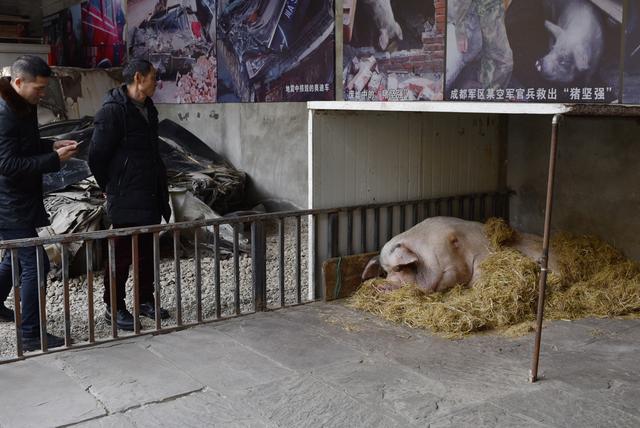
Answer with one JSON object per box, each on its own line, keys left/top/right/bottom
{"left": 39, "top": 342, "right": 205, "bottom": 414}
{"left": 0, "top": 303, "right": 638, "bottom": 427}
{"left": 0, "top": 359, "right": 105, "bottom": 428}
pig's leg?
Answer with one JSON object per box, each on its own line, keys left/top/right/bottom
{"left": 476, "top": 0, "right": 513, "bottom": 89}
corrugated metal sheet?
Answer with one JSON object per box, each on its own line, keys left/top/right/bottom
{"left": 310, "top": 110, "right": 505, "bottom": 209}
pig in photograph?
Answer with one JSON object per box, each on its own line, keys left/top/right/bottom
{"left": 343, "top": 0, "right": 444, "bottom": 102}
{"left": 445, "top": 0, "right": 622, "bottom": 103}
{"left": 535, "top": 0, "right": 603, "bottom": 85}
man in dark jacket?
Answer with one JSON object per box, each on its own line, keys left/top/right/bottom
{"left": 89, "top": 59, "right": 171, "bottom": 331}
{"left": 0, "top": 55, "right": 78, "bottom": 351}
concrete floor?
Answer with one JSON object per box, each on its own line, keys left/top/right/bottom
{"left": 0, "top": 302, "right": 638, "bottom": 427}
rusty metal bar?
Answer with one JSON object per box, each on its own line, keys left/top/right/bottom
{"left": 214, "top": 225, "right": 221, "bottom": 319}
{"left": 373, "top": 207, "right": 380, "bottom": 250}
{"left": 194, "top": 229, "right": 202, "bottom": 323}
{"left": 346, "top": 210, "right": 353, "bottom": 255}
{"left": 296, "top": 215, "right": 302, "bottom": 304}
{"left": 530, "top": 114, "right": 562, "bottom": 383}
{"left": 11, "top": 249, "right": 23, "bottom": 357}
{"left": 61, "top": 244, "right": 71, "bottom": 347}
{"left": 412, "top": 203, "right": 418, "bottom": 227}
{"left": 36, "top": 246, "right": 48, "bottom": 351}
{"left": 360, "top": 208, "right": 367, "bottom": 253}
{"left": 85, "top": 241, "right": 95, "bottom": 344}
{"left": 173, "top": 230, "right": 182, "bottom": 326}
{"left": 233, "top": 224, "right": 240, "bottom": 316}
{"left": 153, "top": 232, "right": 161, "bottom": 331}
{"left": 252, "top": 221, "right": 267, "bottom": 312}
{"left": 131, "top": 234, "right": 141, "bottom": 335}
{"left": 279, "top": 218, "right": 285, "bottom": 307}
{"left": 386, "top": 206, "right": 393, "bottom": 242}
{"left": 107, "top": 238, "right": 118, "bottom": 338}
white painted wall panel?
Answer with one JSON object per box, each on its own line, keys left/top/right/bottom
{"left": 310, "top": 111, "right": 504, "bottom": 210}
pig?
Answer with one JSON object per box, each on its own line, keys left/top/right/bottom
{"left": 362, "top": 0, "right": 403, "bottom": 51}
{"left": 362, "top": 217, "right": 556, "bottom": 294}
{"left": 535, "top": 0, "right": 603, "bottom": 84}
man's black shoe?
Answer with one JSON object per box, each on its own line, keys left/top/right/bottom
{"left": 105, "top": 307, "right": 139, "bottom": 331}
{"left": 22, "top": 333, "right": 66, "bottom": 352}
{"left": 0, "top": 304, "right": 14, "bottom": 322}
{"left": 139, "top": 302, "right": 170, "bottom": 320}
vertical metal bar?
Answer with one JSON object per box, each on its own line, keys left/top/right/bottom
{"left": 107, "top": 238, "right": 118, "bottom": 338}
{"left": 469, "top": 195, "right": 476, "bottom": 221}
{"left": 173, "top": 230, "right": 182, "bottom": 326}
{"left": 194, "top": 229, "right": 202, "bottom": 323}
{"left": 328, "top": 213, "right": 339, "bottom": 258}
{"left": 346, "top": 210, "right": 353, "bottom": 255}
{"left": 214, "top": 224, "right": 221, "bottom": 319}
{"left": 61, "top": 244, "right": 71, "bottom": 347}
{"left": 296, "top": 215, "right": 302, "bottom": 304}
{"left": 233, "top": 224, "right": 240, "bottom": 315}
{"left": 131, "top": 234, "right": 140, "bottom": 334}
{"left": 479, "top": 194, "right": 487, "bottom": 221}
{"left": 386, "top": 206, "right": 393, "bottom": 242}
{"left": 313, "top": 214, "right": 320, "bottom": 300}
{"left": 11, "top": 249, "right": 23, "bottom": 357}
{"left": 412, "top": 203, "right": 418, "bottom": 227}
{"left": 153, "top": 232, "right": 161, "bottom": 331}
{"left": 360, "top": 208, "right": 367, "bottom": 252}
{"left": 492, "top": 193, "right": 498, "bottom": 217}
{"left": 85, "top": 242, "right": 95, "bottom": 344}
{"left": 530, "top": 114, "right": 562, "bottom": 383}
{"left": 252, "top": 221, "right": 267, "bottom": 312}
{"left": 400, "top": 205, "right": 407, "bottom": 232}
{"left": 447, "top": 198, "right": 453, "bottom": 216}
{"left": 459, "top": 197, "right": 465, "bottom": 220}
{"left": 36, "top": 246, "right": 48, "bottom": 351}
{"left": 373, "top": 208, "right": 380, "bottom": 250}
{"left": 279, "top": 218, "right": 285, "bottom": 307}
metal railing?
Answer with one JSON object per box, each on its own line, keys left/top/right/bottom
{"left": 0, "top": 191, "right": 510, "bottom": 364}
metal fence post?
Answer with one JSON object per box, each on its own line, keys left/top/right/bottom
{"left": 252, "top": 221, "right": 267, "bottom": 312}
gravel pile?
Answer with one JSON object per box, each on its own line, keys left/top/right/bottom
{"left": 0, "top": 219, "right": 310, "bottom": 359}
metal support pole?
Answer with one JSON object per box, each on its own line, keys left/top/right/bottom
{"left": 252, "top": 221, "right": 267, "bottom": 312}
{"left": 530, "top": 113, "right": 562, "bottom": 383}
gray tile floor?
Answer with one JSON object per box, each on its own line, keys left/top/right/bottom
{"left": 1, "top": 302, "right": 638, "bottom": 427}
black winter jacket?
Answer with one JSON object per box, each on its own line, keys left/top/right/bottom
{"left": 0, "top": 78, "right": 60, "bottom": 229}
{"left": 89, "top": 86, "right": 171, "bottom": 226}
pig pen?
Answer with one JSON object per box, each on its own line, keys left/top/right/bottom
{"left": 306, "top": 100, "right": 640, "bottom": 382}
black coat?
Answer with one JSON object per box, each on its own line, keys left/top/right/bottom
{"left": 89, "top": 86, "right": 171, "bottom": 226}
{"left": 0, "top": 78, "right": 60, "bottom": 229}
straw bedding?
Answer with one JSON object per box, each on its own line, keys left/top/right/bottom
{"left": 349, "top": 218, "right": 640, "bottom": 338}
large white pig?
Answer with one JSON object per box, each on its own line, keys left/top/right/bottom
{"left": 362, "top": 217, "right": 555, "bottom": 293}
{"left": 362, "top": 0, "right": 403, "bottom": 51}
{"left": 535, "top": 0, "right": 603, "bottom": 84}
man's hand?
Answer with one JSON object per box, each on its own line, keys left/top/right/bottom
{"left": 54, "top": 140, "right": 79, "bottom": 162}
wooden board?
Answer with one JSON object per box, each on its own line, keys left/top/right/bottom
{"left": 323, "top": 251, "right": 378, "bottom": 301}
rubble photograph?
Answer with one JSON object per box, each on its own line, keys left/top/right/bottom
{"left": 446, "top": 0, "right": 622, "bottom": 103}
{"left": 216, "top": 0, "right": 335, "bottom": 102}
{"left": 127, "top": 0, "right": 217, "bottom": 103}
{"left": 343, "top": 0, "right": 445, "bottom": 102}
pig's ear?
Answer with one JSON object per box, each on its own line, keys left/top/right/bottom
{"left": 388, "top": 244, "right": 418, "bottom": 266}
{"left": 573, "top": 46, "right": 590, "bottom": 71}
{"left": 362, "top": 256, "right": 383, "bottom": 281}
{"left": 544, "top": 20, "right": 563, "bottom": 40}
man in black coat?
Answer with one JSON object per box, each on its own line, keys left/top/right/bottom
{"left": 89, "top": 59, "right": 171, "bottom": 331}
{"left": 0, "top": 55, "right": 78, "bottom": 351}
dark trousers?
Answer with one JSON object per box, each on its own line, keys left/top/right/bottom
{"left": 103, "top": 227, "right": 156, "bottom": 311}
{"left": 0, "top": 228, "right": 50, "bottom": 338}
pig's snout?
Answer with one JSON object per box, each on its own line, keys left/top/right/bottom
{"left": 535, "top": 59, "right": 542, "bottom": 72}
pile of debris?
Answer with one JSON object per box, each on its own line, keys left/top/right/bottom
{"left": 176, "top": 55, "right": 217, "bottom": 103}
{"left": 39, "top": 117, "right": 250, "bottom": 275}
